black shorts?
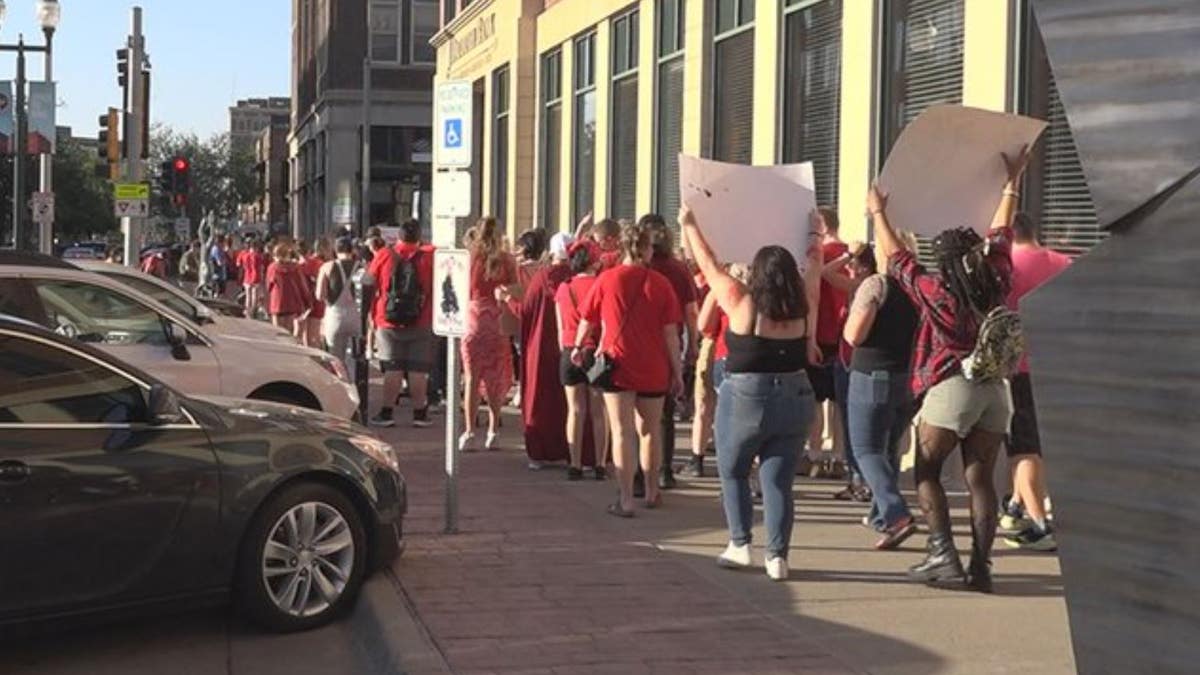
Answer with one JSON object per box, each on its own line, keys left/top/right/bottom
{"left": 599, "top": 383, "right": 667, "bottom": 399}
{"left": 1007, "top": 372, "right": 1042, "bottom": 457}
{"left": 805, "top": 345, "right": 838, "bottom": 403}
{"left": 559, "top": 350, "right": 590, "bottom": 387}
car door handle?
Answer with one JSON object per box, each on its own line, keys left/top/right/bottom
{"left": 0, "top": 460, "right": 31, "bottom": 484}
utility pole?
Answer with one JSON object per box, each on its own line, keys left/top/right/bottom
{"left": 12, "top": 35, "right": 26, "bottom": 250}
{"left": 36, "top": 28, "right": 53, "bottom": 254}
{"left": 121, "top": 6, "right": 146, "bottom": 267}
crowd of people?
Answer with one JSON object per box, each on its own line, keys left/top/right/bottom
{"left": 163, "top": 144, "right": 1067, "bottom": 590}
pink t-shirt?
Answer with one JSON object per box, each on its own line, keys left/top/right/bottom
{"left": 1007, "top": 244, "right": 1071, "bottom": 373}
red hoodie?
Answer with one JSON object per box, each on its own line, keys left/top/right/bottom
{"left": 267, "top": 260, "right": 313, "bottom": 316}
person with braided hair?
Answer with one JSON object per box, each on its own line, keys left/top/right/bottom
{"left": 866, "top": 145, "right": 1031, "bottom": 593}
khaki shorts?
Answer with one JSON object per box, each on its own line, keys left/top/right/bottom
{"left": 918, "top": 374, "right": 1013, "bottom": 438}
{"left": 694, "top": 337, "right": 716, "bottom": 397}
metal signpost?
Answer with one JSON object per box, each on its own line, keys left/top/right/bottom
{"left": 433, "top": 80, "right": 474, "bottom": 535}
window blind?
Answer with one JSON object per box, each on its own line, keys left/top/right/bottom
{"left": 782, "top": 0, "right": 842, "bottom": 208}
{"left": 713, "top": 29, "right": 755, "bottom": 165}
{"left": 611, "top": 75, "right": 638, "bottom": 221}
{"left": 656, "top": 58, "right": 684, "bottom": 224}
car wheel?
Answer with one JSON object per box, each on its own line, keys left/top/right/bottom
{"left": 236, "top": 482, "right": 368, "bottom": 632}
{"left": 248, "top": 385, "right": 321, "bottom": 410}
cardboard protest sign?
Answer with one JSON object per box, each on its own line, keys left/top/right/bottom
{"left": 678, "top": 155, "right": 816, "bottom": 267}
{"left": 878, "top": 105, "right": 1047, "bottom": 237}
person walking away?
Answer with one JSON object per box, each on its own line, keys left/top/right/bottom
{"left": 573, "top": 221, "right": 683, "bottom": 516}
{"left": 554, "top": 238, "right": 608, "bottom": 479}
{"left": 209, "top": 235, "right": 231, "bottom": 297}
{"left": 508, "top": 229, "right": 549, "bottom": 408}
{"left": 459, "top": 217, "right": 518, "bottom": 450}
{"left": 266, "top": 243, "right": 313, "bottom": 335}
{"left": 366, "top": 219, "right": 436, "bottom": 428}
{"left": 316, "top": 237, "right": 362, "bottom": 377}
{"left": 642, "top": 214, "right": 698, "bottom": 491}
{"left": 518, "top": 232, "right": 582, "bottom": 470}
{"left": 179, "top": 240, "right": 201, "bottom": 293}
{"left": 296, "top": 240, "right": 329, "bottom": 348}
{"left": 841, "top": 241, "right": 921, "bottom": 549}
{"left": 680, "top": 207, "right": 821, "bottom": 581}
{"left": 1001, "top": 212, "right": 1070, "bottom": 551}
{"left": 683, "top": 287, "right": 722, "bottom": 477}
{"left": 805, "top": 208, "right": 850, "bottom": 478}
{"left": 868, "top": 145, "right": 1031, "bottom": 593}
{"left": 241, "top": 240, "right": 267, "bottom": 319}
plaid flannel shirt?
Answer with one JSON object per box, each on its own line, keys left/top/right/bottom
{"left": 888, "top": 227, "right": 1014, "bottom": 397}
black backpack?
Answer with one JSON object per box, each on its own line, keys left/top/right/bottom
{"left": 385, "top": 248, "right": 425, "bottom": 326}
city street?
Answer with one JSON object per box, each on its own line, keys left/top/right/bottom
{"left": 7, "top": 401, "right": 1075, "bottom": 675}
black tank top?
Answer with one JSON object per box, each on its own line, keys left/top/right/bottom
{"left": 725, "top": 330, "right": 808, "bottom": 374}
{"left": 850, "top": 275, "right": 918, "bottom": 374}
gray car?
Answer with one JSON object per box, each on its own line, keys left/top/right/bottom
{"left": 0, "top": 315, "right": 404, "bottom": 633}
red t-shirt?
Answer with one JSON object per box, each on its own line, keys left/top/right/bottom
{"left": 240, "top": 250, "right": 266, "bottom": 285}
{"left": 368, "top": 242, "right": 436, "bottom": 329}
{"left": 469, "top": 253, "right": 517, "bottom": 302}
{"left": 650, "top": 253, "right": 697, "bottom": 317}
{"left": 554, "top": 275, "right": 599, "bottom": 349}
{"left": 714, "top": 311, "right": 730, "bottom": 361}
{"left": 267, "top": 261, "right": 313, "bottom": 316}
{"left": 816, "top": 240, "right": 850, "bottom": 348}
{"left": 599, "top": 249, "right": 622, "bottom": 271}
{"left": 579, "top": 265, "right": 682, "bottom": 392}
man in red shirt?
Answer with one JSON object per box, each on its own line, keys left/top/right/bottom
{"left": 806, "top": 208, "right": 850, "bottom": 477}
{"left": 1001, "top": 213, "right": 1071, "bottom": 552}
{"left": 643, "top": 214, "right": 698, "bottom": 491}
{"left": 366, "top": 219, "right": 436, "bottom": 428}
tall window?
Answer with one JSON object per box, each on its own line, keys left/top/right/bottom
{"left": 573, "top": 32, "right": 598, "bottom": 225}
{"left": 610, "top": 11, "right": 640, "bottom": 221}
{"left": 371, "top": 0, "right": 437, "bottom": 65}
{"left": 880, "top": 0, "right": 964, "bottom": 155}
{"left": 492, "top": 66, "right": 510, "bottom": 221}
{"left": 712, "top": 0, "right": 755, "bottom": 164}
{"left": 411, "top": 0, "right": 439, "bottom": 63}
{"left": 881, "top": 0, "right": 963, "bottom": 259}
{"left": 371, "top": 1, "right": 401, "bottom": 62}
{"left": 540, "top": 49, "right": 563, "bottom": 229}
{"left": 655, "top": 0, "right": 686, "bottom": 222}
{"left": 782, "top": 0, "right": 842, "bottom": 208}
{"left": 1020, "top": 6, "right": 1102, "bottom": 256}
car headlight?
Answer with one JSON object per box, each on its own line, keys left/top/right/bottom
{"left": 348, "top": 435, "right": 400, "bottom": 474}
{"left": 312, "top": 354, "right": 350, "bottom": 382}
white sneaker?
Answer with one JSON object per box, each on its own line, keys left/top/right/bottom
{"left": 717, "top": 542, "right": 752, "bottom": 569}
{"left": 457, "top": 431, "right": 477, "bottom": 452}
{"left": 765, "top": 556, "right": 789, "bottom": 581}
{"left": 485, "top": 431, "right": 500, "bottom": 451}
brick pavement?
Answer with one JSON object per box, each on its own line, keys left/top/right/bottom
{"left": 376, "top": 405, "right": 1075, "bottom": 675}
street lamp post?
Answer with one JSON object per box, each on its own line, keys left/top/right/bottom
{"left": 36, "top": 0, "right": 59, "bottom": 254}
{"left": 0, "top": 0, "right": 60, "bottom": 251}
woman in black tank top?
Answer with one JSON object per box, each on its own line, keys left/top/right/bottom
{"left": 680, "top": 207, "right": 819, "bottom": 582}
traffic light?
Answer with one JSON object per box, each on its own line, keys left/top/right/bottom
{"left": 173, "top": 157, "right": 190, "bottom": 206}
{"left": 158, "top": 160, "right": 173, "bottom": 194}
{"left": 116, "top": 48, "right": 129, "bottom": 89}
{"left": 97, "top": 108, "right": 120, "bottom": 180}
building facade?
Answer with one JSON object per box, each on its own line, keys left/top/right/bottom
{"left": 431, "top": 0, "right": 1102, "bottom": 254}
{"left": 289, "top": 0, "right": 438, "bottom": 241}
{"left": 229, "top": 98, "right": 291, "bottom": 153}
{"left": 241, "top": 125, "right": 291, "bottom": 230}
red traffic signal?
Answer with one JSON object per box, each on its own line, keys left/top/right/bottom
{"left": 173, "top": 157, "right": 189, "bottom": 172}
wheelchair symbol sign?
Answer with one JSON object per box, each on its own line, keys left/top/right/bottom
{"left": 444, "top": 119, "right": 463, "bottom": 149}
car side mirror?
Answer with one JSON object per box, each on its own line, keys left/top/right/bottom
{"left": 165, "top": 322, "right": 191, "bottom": 361}
{"left": 146, "top": 383, "right": 184, "bottom": 425}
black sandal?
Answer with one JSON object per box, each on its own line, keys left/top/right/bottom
{"left": 606, "top": 502, "right": 634, "bottom": 518}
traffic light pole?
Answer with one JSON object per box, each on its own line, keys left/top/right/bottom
{"left": 37, "top": 28, "right": 53, "bottom": 255}
{"left": 121, "top": 7, "right": 146, "bottom": 268}
{"left": 12, "top": 38, "right": 26, "bottom": 251}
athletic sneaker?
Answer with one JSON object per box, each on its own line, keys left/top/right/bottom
{"left": 717, "top": 542, "right": 752, "bottom": 569}
{"left": 369, "top": 408, "right": 395, "bottom": 428}
{"left": 681, "top": 455, "right": 705, "bottom": 478}
{"left": 412, "top": 407, "right": 432, "bottom": 428}
{"left": 998, "top": 498, "right": 1032, "bottom": 535}
{"left": 1004, "top": 524, "right": 1058, "bottom": 552}
{"left": 765, "top": 556, "right": 789, "bottom": 581}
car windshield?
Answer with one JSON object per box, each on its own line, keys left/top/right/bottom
{"left": 33, "top": 280, "right": 169, "bottom": 346}
{"left": 101, "top": 272, "right": 206, "bottom": 323}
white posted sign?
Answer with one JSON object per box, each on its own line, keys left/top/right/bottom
{"left": 432, "top": 248, "right": 470, "bottom": 337}
{"left": 432, "top": 170, "right": 472, "bottom": 218}
{"left": 435, "top": 81, "right": 473, "bottom": 168}
{"left": 31, "top": 192, "right": 54, "bottom": 225}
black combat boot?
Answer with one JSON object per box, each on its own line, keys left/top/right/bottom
{"left": 906, "top": 533, "right": 965, "bottom": 584}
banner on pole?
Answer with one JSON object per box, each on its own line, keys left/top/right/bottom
{"left": 27, "top": 82, "right": 56, "bottom": 155}
{"left": 0, "top": 81, "right": 13, "bottom": 155}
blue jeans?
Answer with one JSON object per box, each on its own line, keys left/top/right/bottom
{"left": 832, "top": 360, "right": 861, "bottom": 482}
{"left": 847, "top": 369, "right": 914, "bottom": 528}
{"left": 716, "top": 371, "right": 815, "bottom": 559}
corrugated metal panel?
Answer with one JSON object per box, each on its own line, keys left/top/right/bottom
{"left": 611, "top": 76, "right": 639, "bottom": 221}
{"left": 656, "top": 57, "right": 685, "bottom": 223}
{"left": 1038, "top": 70, "right": 1104, "bottom": 256}
{"left": 782, "top": 0, "right": 842, "bottom": 207}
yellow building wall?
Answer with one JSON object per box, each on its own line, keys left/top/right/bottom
{"left": 835, "top": 0, "right": 877, "bottom": 243}
{"left": 752, "top": 0, "right": 780, "bottom": 165}
{"left": 635, "top": 0, "right": 657, "bottom": 217}
{"left": 963, "top": 0, "right": 1014, "bottom": 113}
{"left": 680, "top": 0, "right": 708, "bottom": 158}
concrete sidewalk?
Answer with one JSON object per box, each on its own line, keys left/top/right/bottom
{"left": 376, "top": 407, "right": 1075, "bottom": 675}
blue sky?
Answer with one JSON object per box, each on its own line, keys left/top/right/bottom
{"left": 0, "top": 0, "right": 290, "bottom": 139}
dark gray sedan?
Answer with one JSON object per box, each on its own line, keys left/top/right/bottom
{"left": 0, "top": 316, "right": 404, "bottom": 632}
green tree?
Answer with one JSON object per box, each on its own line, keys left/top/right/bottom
{"left": 52, "top": 137, "right": 119, "bottom": 241}
{"left": 149, "top": 124, "right": 258, "bottom": 225}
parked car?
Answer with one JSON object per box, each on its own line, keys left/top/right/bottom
{"left": 75, "top": 260, "right": 289, "bottom": 342}
{"left": 0, "top": 315, "right": 403, "bottom": 631}
{"left": 0, "top": 261, "right": 359, "bottom": 418}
